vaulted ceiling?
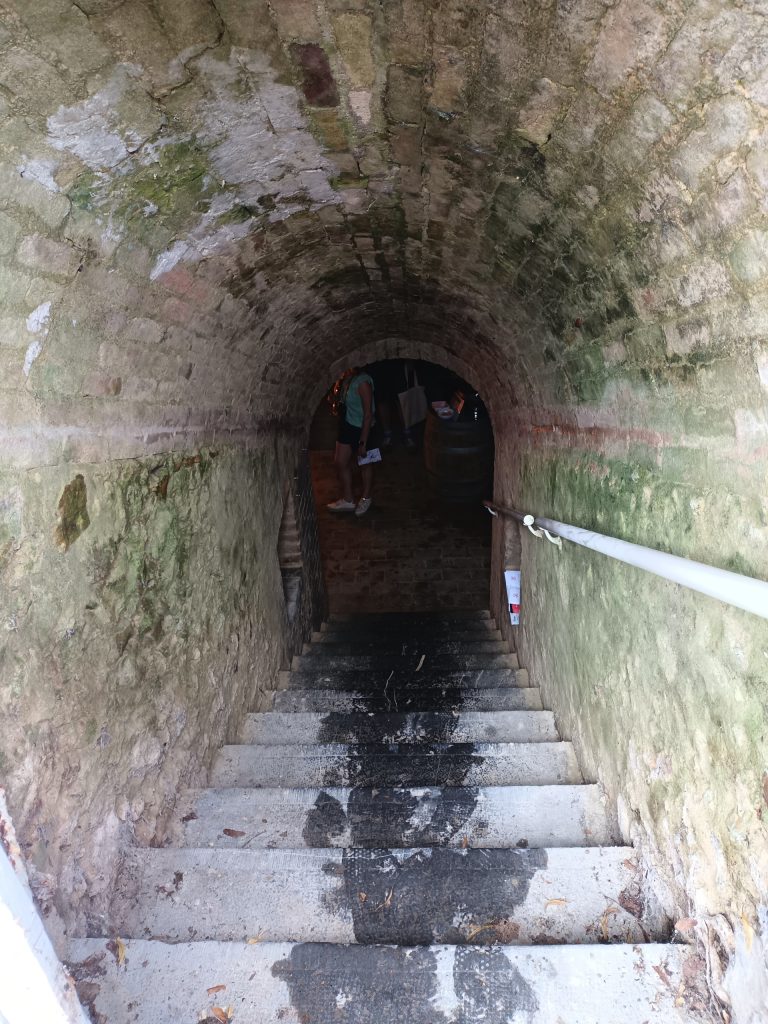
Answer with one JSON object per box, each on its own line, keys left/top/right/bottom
{"left": 1, "top": 0, "right": 767, "bottom": 461}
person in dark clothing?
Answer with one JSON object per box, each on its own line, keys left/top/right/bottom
{"left": 327, "top": 367, "right": 376, "bottom": 517}
{"left": 367, "top": 360, "right": 416, "bottom": 448}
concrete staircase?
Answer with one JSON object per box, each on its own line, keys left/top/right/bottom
{"left": 68, "top": 611, "right": 695, "bottom": 1023}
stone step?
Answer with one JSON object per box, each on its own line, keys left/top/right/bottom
{"left": 292, "top": 652, "right": 518, "bottom": 672}
{"left": 271, "top": 687, "right": 544, "bottom": 713}
{"left": 280, "top": 666, "right": 528, "bottom": 691}
{"left": 179, "top": 784, "right": 615, "bottom": 849}
{"left": 104, "top": 846, "right": 666, "bottom": 946}
{"left": 303, "top": 639, "right": 508, "bottom": 657}
{"left": 241, "top": 711, "right": 557, "bottom": 746}
{"left": 66, "top": 939, "right": 692, "bottom": 1024}
{"left": 210, "top": 741, "right": 582, "bottom": 788}
{"left": 317, "top": 623, "right": 502, "bottom": 642}
{"left": 330, "top": 609, "right": 492, "bottom": 624}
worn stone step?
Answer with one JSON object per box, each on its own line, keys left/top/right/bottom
{"left": 271, "top": 687, "right": 544, "bottom": 713}
{"left": 104, "top": 846, "right": 666, "bottom": 946}
{"left": 303, "top": 640, "right": 508, "bottom": 657}
{"left": 179, "top": 784, "right": 615, "bottom": 849}
{"left": 330, "top": 610, "right": 492, "bottom": 624}
{"left": 67, "top": 939, "right": 693, "bottom": 1024}
{"left": 211, "top": 741, "right": 581, "bottom": 788}
{"left": 317, "top": 623, "right": 502, "bottom": 642}
{"left": 280, "top": 666, "right": 528, "bottom": 691}
{"left": 240, "top": 711, "right": 558, "bottom": 745}
{"left": 292, "top": 652, "right": 518, "bottom": 672}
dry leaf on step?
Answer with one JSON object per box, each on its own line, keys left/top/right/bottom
{"left": 652, "top": 964, "right": 672, "bottom": 988}
{"left": 207, "top": 985, "right": 226, "bottom": 996}
{"left": 599, "top": 906, "right": 620, "bottom": 940}
{"left": 545, "top": 898, "right": 568, "bottom": 909}
{"left": 211, "top": 1007, "right": 233, "bottom": 1022}
{"left": 223, "top": 829, "right": 246, "bottom": 838}
{"left": 246, "top": 934, "right": 264, "bottom": 944}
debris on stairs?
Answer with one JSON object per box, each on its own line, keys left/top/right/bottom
{"left": 68, "top": 611, "right": 703, "bottom": 1023}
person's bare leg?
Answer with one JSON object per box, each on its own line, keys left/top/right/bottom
{"left": 335, "top": 442, "right": 354, "bottom": 502}
{"left": 361, "top": 463, "right": 373, "bottom": 499}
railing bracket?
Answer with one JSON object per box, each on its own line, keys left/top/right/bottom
{"left": 523, "top": 514, "right": 543, "bottom": 539}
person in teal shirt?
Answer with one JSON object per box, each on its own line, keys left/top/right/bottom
{"left": 327, "top": 367, "right": 376, "bottom": 517}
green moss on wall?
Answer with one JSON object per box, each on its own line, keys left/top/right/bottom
{"left": 55, "top": 475, "right": 90, "bottom": 551}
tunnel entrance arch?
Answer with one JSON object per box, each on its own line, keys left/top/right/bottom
{"left": 307, "top": 355, "right": 497, "bottom": 616}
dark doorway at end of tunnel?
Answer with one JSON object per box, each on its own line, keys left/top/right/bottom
{"left": 309, "top": 360, "right": 493, "bottom": 615}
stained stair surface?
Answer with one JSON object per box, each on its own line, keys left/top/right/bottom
{"left": 68, "top": 611, "right": 698, "bottom": 1023}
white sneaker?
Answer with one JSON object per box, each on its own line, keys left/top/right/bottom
{"left": 355, "top": 497, "right": 372, "bottom": 517}
{"left": 327, "top": 498, "right": 356, "bottom": 512}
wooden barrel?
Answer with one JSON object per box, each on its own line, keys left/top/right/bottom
{"left": 423, "top": 414, "right": 494, "bottom": 503}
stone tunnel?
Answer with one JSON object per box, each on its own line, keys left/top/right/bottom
{"left": 0, "top": 0, "right": 767, "bottom": 1019}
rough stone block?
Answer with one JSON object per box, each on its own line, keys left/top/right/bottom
{"left": 545, "top": 0, "right": 611, "bottom": 86}
{"left": 273, "top": 0, "right": 322, "bottom": 41}
{"left": 0, "top": 47, "right": 72, "bottom": 113}
{"left": 430, "top": 52, "right": 467, "bottom": 113}
{"left": 386, "top": 65, "right": 423, "bottom": 124}
{"left": 515, "top": 78, "right": 572, "bottom": 147}
{"left": 153, "top": 0, "right": 222, "bottom": 53}
{"left": 389, "top": 124, "right": 422, "bottom": 166}
{"left": 382, "top": 0, "right": 428, "bottom": 64}
{"left": 670, "top": 97, "right": 754, "bottom": 192}
{"left": 673, "top": 259, "right": 731, "bottom": 309}
{"left": 333, "top": 12, "right": 375, "bottom": 89}
{"left": 0, "top": 210, "right": 20, "bottom": 255}
{"left": 48, "top": 66, "right": 166, "bottom": 172}
{"left": 0, "top": 164, "right": 70, "bottom": 229}
{"left": 208, "top": 0, "right": 274, "bottom": 48}
{"left": 0, "top": 315, "right": 30, "bottom": 350}
{"left": 729, "top": 231, "right": 768, "bottom": 286}
{"left": 17, "top": 233, "right": 80, "bottom": 278}
{"left": 89, "top": 0, "right": 184, "bottom": 95}
{"left": 292, "top": 44, "right": 340, "bottom": 107}
{"left": 19, "top": 2, "right": 112, "bottom": 68}
{"left": 587, "top": 0, "right": 676, "bottom": 96}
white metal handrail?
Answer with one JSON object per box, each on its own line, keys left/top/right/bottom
{"left": 484, "top": 501, "right": 768, "bottom": 622}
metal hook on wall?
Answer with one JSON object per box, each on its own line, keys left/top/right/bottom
{"left": 522, "top": 514, "right": 543, "bottom": 538}
{"left": 523, "top": 515, "right": 562, "bottom": 549}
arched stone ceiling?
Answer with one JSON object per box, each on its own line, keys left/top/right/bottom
{"left": 1, "top": 0, "right": 767, "bottom": 462}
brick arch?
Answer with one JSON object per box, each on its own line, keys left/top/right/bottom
{"left": 306, "top": 337, "right": 501, "bottom": 432}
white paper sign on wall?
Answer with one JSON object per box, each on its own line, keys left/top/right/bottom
{"left": 505, "top": 569, "right": 521, "bottom": 625}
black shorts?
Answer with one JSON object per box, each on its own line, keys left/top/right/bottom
{"left": 338, "top": 419, "right": 362, "bottom": 447}
{"left": 338, "top": 419, "right": 379, "bottom": 447}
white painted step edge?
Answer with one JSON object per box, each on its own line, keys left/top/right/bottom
{"left": 104, "top": 845, "right": 668, "bottom": 946}
{"left": 178, "top": 784, "right": 618, "bottom": 849}
{"left": 239, "top": 710, "right": 558, "bottom": 745}
{"left": 210, "top": 741, "right": 583, "bottom": 788}
{"left": 270, "top": 688, "right": 544, "bottom": 712}
{"left": 66, "top": 939, "right": 694, "bottom": 1024}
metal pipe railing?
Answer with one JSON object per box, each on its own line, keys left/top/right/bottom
{"left": 484, "top": 501, "right": 768, "bottom": 622}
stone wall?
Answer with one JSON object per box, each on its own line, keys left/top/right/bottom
{"left": 0, "top": 436, "right": 322, "bottom": 943}
{"left": 489, "top": 418, "right": 768, "bottom": 1016}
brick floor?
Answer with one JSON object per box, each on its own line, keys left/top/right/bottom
{"left": 311, "top": 443, "right": 492, "bottom": 614}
